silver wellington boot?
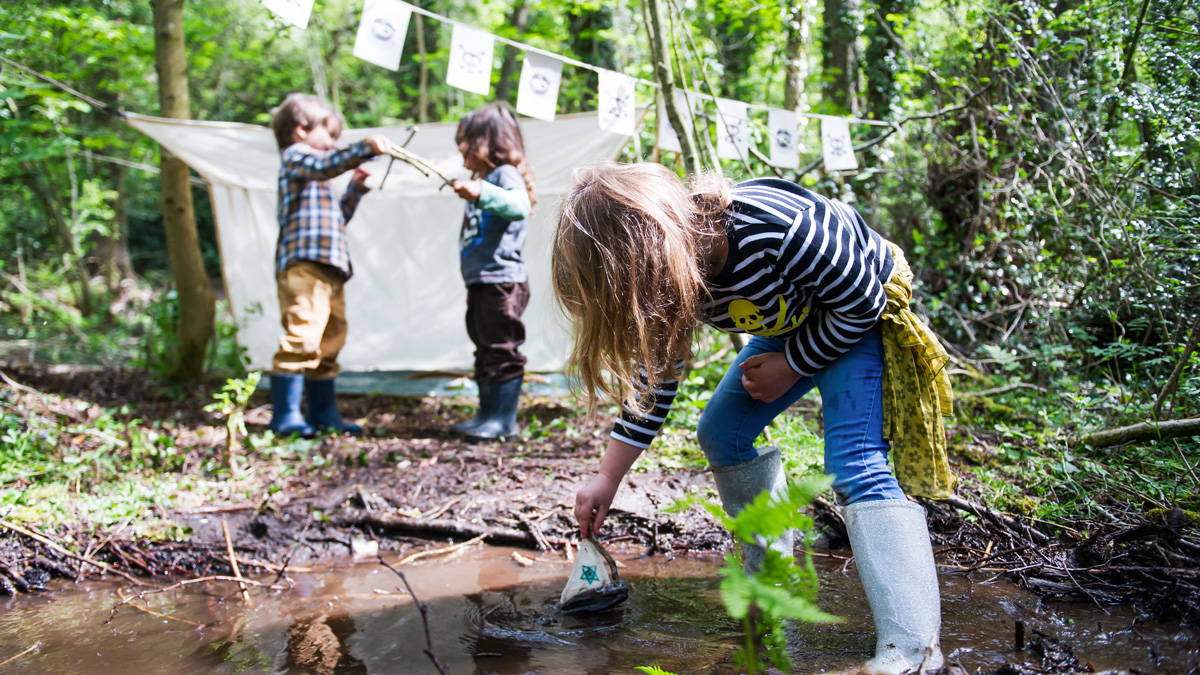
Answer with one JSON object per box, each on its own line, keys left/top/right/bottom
{"left": 711, "top": 448, "right": 793, "bottom": 571}
{"left": 844, "top": 499, "right": 944, "bottom": 674}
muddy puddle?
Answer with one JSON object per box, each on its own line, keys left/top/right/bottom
{"left": 0, "top": 546, "right": 1195, "bottom": 673}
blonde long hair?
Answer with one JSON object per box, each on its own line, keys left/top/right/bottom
{"left": 552, "top": 162, "right": 731, "bottom": 414}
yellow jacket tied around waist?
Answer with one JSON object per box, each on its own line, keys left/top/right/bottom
{"left": 880, "top": 242, "right": 956, "bottom": 499}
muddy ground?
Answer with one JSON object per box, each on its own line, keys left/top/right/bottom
{"left": 2, "top": 366, "right": 1198, "bottom": 653}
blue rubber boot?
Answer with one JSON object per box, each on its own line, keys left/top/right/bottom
{"left": 460, "top": 376, "right": 521, "bottom": 442}
{"left": 268, "top": 373, "right": 314, "bottom": 437}
{"left": 451, "top": 379, "right": 495, "bottom": 437}
{"left": 304, "top": 377, "right": 363, "bottom": 435}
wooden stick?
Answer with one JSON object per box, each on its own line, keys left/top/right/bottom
{"left": 108, "top": 575, "right": 288, "bottom": 624}
{"left": 0, "top": 368, "right": 41, "bottom": 396}
{"left": 340, "top": 512, "right": 553, "bottom": 549}
{"left": 181, "top": 504, "right": 256, "bottom": 514}
{"left": 235, "top": 556, "right": 316, "bottom": 573}
{"left": 116, "top": 589, "right": 207, "bottom": 628}
{"left": 385, "top": 147, "right": 453, "bottom": 187}
{"left": 1080, "top": 416, "right": 1200, "bottom": 449}
{"left": 397, "top": 534, "right": 485, "bottom": 566}
{"left": 0, "top": 517, "right": 146, "bottom": 585}
{"left": 420, "top": 495, "right": 463, "bottom": 521}
{"left": 378, "top": 556, "right": 448, "bottom": 675}
{"left": 221, "top": 519, "right": 253, "bottom": 607}
{"left": 0, "top": 642, "right": 40, "bottom": 668}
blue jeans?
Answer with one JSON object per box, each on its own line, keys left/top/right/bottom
{"left": 696, "top": 327, "right": 905, "bottom": 505}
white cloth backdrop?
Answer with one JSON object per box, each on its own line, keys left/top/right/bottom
{"left": 126, "top": 111, "right": 629, "bottom": 372}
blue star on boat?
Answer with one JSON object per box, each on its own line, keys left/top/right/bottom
{"left": 580, "top": 564, "right": 599, "bottom": 584}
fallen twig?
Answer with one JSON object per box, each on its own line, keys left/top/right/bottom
{"left": 116, "top": 588, "right": 207, "bottom": 628}
{"left": 378, "top": 556, "right": 449, "bottom": 675}
{"left": 0, "top": 517, "right": 147, "bottom": 585}
{"left": 420, "top": 495, "right": 464, "bottom": 521}
{"left": 1079, "top": 417, "right": 1200, "bottom": 449}
{"left": 182, "top": 503, "right": 257, "bottom": 515}
{"left": 222, "top": 520, "right": 253, "bottom": 607}
{"left": 235, "top": 556, "right": 316, "bottom": 573}
{"left": 107, "top": 575, "right": 288, "bottom": 624}
{"left": 397, "top": 533, "right": 486, "bottom": 566}
{"left": 518, "top": 516, "right": 553, "bottom": 551}
{"left": 941, "top": 496, "right": 1050, "bottom": 544}
{"left": 0, "top": 368, "right": 41, "bottom": 396}
{"left": 0, "top": 642, "right": 40, "bottom": 668}
{"left": 340, "top": 511, "right": 557, "bottom": 549}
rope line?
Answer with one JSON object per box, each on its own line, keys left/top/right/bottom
{"left": 0, "top": 8, "right": 896, "bottom": 133}
{"left": 403, "top": 2, "right": 892, "bottom": 127}
{"left": 0, "top": 54, "right": 121, "bottom": 117}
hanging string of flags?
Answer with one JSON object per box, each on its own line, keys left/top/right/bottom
{"left": 262, "top": 0, "right": 889, "bottom": 172}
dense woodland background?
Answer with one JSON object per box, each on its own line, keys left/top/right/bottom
{"left": 0, "top": 0, "right": 1197, "bottom": 583}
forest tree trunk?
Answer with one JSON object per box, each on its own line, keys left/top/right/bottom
{"left": 415, "top": 13, "right": 429, "bottom": 122}
{"left": 646, "top": 0, "right": 702, "bottom": 174}
{"left": 822, "top": 0, "right": 859, "bottom": 114}
{"left": 495, "top": 0, "right": 529, "bottom": 103}
{"left": 152, "top": 0, "right": 215, "bottom": 381}
{"left": 22, "top": 164, "right": 93, "bottom": 316}
{"left": 94, "top": 161, "right": 136, "bottom": 291}
{"left": 784, "top": 0, "right": 813, "bottom": 111}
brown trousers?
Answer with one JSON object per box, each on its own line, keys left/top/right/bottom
{"left": 272, "top": 261, "right": 348, "bottom": 379}
{"left": 465, "top": 281, "right": 529, "bottom": 382}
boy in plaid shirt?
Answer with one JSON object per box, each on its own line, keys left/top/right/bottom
{"left": 267, "top": 93, "right": 390, "bottom": 436}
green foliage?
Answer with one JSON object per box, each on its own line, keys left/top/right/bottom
{"left": 634, "top": 667, "right": 678, "bottom": 675}
{"left": 135, "top": 292, "right": 248, "bottom": 380}
{"left": 671, "top": 474, "right": 839, "bottom": 673}
{"left": 0, "top": 0, "right": 1194, "bottom": 575}
{"left": 203, "top": 371, "right": 262, "bottom": 473}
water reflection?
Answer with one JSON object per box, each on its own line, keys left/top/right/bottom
{"left": 0, "top": 546, "right": 1195, "bottom": 674}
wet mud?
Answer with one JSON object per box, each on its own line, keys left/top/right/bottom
{"left": 0, "top": 547, "right": 1196, "bottom": 673}
{"left": 1, "top": 365, "right": 1199, "bottom": 672}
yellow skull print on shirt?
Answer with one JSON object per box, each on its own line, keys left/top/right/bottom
{"left": 727, "top": 296, "right": 810, "bottom": 337}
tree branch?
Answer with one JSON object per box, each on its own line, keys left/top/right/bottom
{"left": 1080, "top": 417, "right": 1200, "bottom": 449}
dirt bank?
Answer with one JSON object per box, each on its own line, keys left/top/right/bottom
{"left": 1, "top": 365, "right": 1197, "bottom": 631}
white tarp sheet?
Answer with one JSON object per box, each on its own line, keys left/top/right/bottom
{"left": 126, "top": 111, "right": 629, "bottom": 372}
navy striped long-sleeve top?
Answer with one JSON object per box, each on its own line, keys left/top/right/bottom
{"left": 611, "top": 178, "right": 894, "bottom": 449}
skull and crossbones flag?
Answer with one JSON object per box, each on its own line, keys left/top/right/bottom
{"left": 768, "top": 108, "right": 800, "bottom": 169}
{"left": 262, "top": 0, "right": 315, "bottom": 29}
{"left": 351, "top": 0, "right": 412, "bottom": 71}
{"left": 446, "top": 23, "right": 495, "bottom": 96}
{"left": 821, "top": 115, "right": 858, "bottom": 172}
{"left": 597, "top": 70, "right": 636, "bottom": 136}
{"left": 715, "top": 98, "right": 751, "bottom": 161}
{"left": 516, "top": 52, "right": 563, "bottom": 121}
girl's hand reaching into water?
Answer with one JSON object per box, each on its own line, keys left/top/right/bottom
{"left": 451, "top": 179, "right": 482, "bottom": 202}
{"left": 739, "top": 351, "right": 801, "bottom": 403}
{"left": 575, "top": 473, "right": 620, "bottom": 538}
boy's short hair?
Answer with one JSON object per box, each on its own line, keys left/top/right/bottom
{"left": 270, "top": 93, "right": 345, "bottom": 150}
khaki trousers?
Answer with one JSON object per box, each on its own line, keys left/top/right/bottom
{"left": 272, "top": 261, "right": 348, "bottom": 379}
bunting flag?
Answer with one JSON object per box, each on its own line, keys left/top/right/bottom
{"left": 516, "top": 52, "right": 563, "bottom": 121}
{"left": 351, "top": 0, "right": 412, "bottom": 71}
{"left": 657, "top": 90, "right": 695, "bottom": 153}
{"left": 715, "top": 98, "right": 751, "bottom": 161}
{"left": 768, "top": 108, "right": 800, "bottom": 169}
{"left": 262, "top": 0, "right": 889, "bottom": 173}
{"left": 597, "top": 70, "right": 636, "bottom": 136}
{"left": 821, "top": 116, "right": 858, "bottom": 172}
{"left": 445, "top": 24, "right": 495, "bottom": 96}
{"left": 263, "top": 0, "right": 315, "bottom": 29}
